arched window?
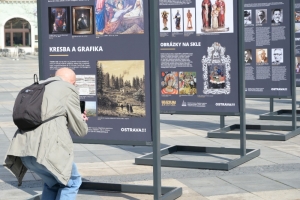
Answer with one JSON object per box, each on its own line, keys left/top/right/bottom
{"left": 4, "top": 18, "right": 31, "bottom": 47}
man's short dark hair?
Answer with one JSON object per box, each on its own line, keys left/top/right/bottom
{"left": 244, "top": 11, "right": 250, "bottom": 17}
{"left": 258, "top": 10, "right": 265, "bottom": 16}
{"left": 273, "top": 9, "right": 281, "bottom": 15}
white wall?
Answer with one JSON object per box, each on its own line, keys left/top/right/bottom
{"left": 0, "top": 1, "right": 37, "bottom": 54}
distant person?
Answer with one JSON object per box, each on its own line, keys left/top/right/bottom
{"left": 126, "top": 103, "right": 129, "bottom": 113}
{"left": 4, "top": 68, "right": 88, "bottom": 199}
{"left": 189, "top": 76, "right": 194, "bottom": 89}
{"left": 130, "top": 104, "right": 133, "bottom": 113}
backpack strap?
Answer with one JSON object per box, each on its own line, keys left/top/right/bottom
{"left": 42, "top": 115, "right": 65, "bottom": 124}
{"left": 33, "top": 74, "right": 58, "bottom": 86}
{"left": 40, "top": 80, "right": 58, "bottom": 85}
{"left": 33, "top": 74, "right": 39, "bottom": 84}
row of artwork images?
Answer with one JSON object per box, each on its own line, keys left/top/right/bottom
{"left": 245, "top": 48, "right": 284, "bottom": 64}
{"left": 96, "top": 60, "right": 146, "bottom": 118}
{"left": 49, "top": 0, "right": 144, "bottom": 35}
{"left": 160, "top": 0, "right": 234, "bottom": 34}
{"left": 244, "top": 9, "right": 283, "bottom": 25}
{"left": 49, "top": 7, "right": 92, "bottom": 34}
{"left": 161, "top": 72, "right": 197, "bottom": 95}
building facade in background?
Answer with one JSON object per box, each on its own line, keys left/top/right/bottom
{"left": 0, "top": 0, "right": 37, "bottom": 54}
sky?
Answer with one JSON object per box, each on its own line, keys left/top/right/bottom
{"left": 97, "top": 60, "right": 145, "bottom": 81}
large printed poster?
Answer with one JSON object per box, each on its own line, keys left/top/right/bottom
{"left": 39, "top": 0, "right": 152, "bottom": 144}
{"left": 244, "top": 0, "right": 292, "bottom": 97}
{"left": 159, "top": 0, "right": 240, "bottom": 115}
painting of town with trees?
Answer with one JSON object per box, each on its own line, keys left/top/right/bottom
{"left": 97, "top": 60, "right": 146, "bottom": 117}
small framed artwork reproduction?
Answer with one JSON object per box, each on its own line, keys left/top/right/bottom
{"left": 72, "top": 6, "right": 94, "bottom": 35}
{"left": 48, "top": 7, "right": 70, "bottom": 34}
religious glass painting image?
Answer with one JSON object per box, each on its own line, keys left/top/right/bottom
{"left": 95, "top": 0, "right": 144, "bottom": 35}
{"left": 96, "top": 60, "right": 146, "bottom": 118}
{"left": 161, "top": 72, "right": 179, "bottom": 95}
{"left": 202, "top": 42, "right": 231, "bottom": 95}
{"left": 48, "top": 7, "right": 70, "bottom": 34}
{"left": 179, "top": 72, "right": 197, "bottom": 95}
{"left": 208, "top": 65, "right": 226, "bottom": 89}
{"left": 72, "top": 6, "right": 94, "bottom": 35}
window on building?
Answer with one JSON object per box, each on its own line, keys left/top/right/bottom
{"left": 4, "top": 18, "right": 31, "bottom": 47}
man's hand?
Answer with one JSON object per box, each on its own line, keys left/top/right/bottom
{"left": 82, "top": 111, "right": 88, "bottom": 122}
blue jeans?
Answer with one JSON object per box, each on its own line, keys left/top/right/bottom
{"left": 21, "top": 156, "right": 82, "bottom": 200}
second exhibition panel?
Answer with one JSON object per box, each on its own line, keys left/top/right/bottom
{"left": 244, "top": 0, "right": 292, "bottom": 97}
{"left": 159, "top": 0, "right": 240, "bottom": 115}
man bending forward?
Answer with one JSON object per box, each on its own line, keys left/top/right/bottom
{"left": 3, "top": 68, "right": 88, "bottom": 199}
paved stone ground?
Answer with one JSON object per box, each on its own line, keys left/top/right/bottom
{"left": 1, "top": 56, "right": 300, "bottom": 199}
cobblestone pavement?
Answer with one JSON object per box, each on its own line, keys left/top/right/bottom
{"left": 1, "top": 57, "right": 300, "bottom": 199}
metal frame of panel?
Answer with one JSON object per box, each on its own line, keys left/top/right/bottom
{"left": 30, "top": 183, "right": 182, "bottom": 200}
{"left": 208, "top": 124, "right": 300, "bottom": 141}
{"left": 259, "top": 109, "right": 300, "bottom": 121}
{"left": 135, "top": 145, "right": 260, "bottom": 170}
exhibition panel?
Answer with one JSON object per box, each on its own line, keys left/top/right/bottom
{"left": 39, "top": 0, "right": 153, "bottom": 145}
{"left": 136, "top": 0, "right": 260, "bottom": 170}
{"left": 244, "top": 0, "right": 292, "bottom": 98}
{"left": 159, "top": 0, "right": 240, "bottom": 116}
{"left": 37, "top": 0, "right": 182, "bottom": 199}
{"left": 208, "top": 0, "right": 298, "bottom": 141}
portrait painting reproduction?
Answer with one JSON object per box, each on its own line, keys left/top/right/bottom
{"left": 48, "top": 7, "right": 70, "bottom": 34}
{"left": 72, "top": 6, "right": 94, "bottom": 35}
